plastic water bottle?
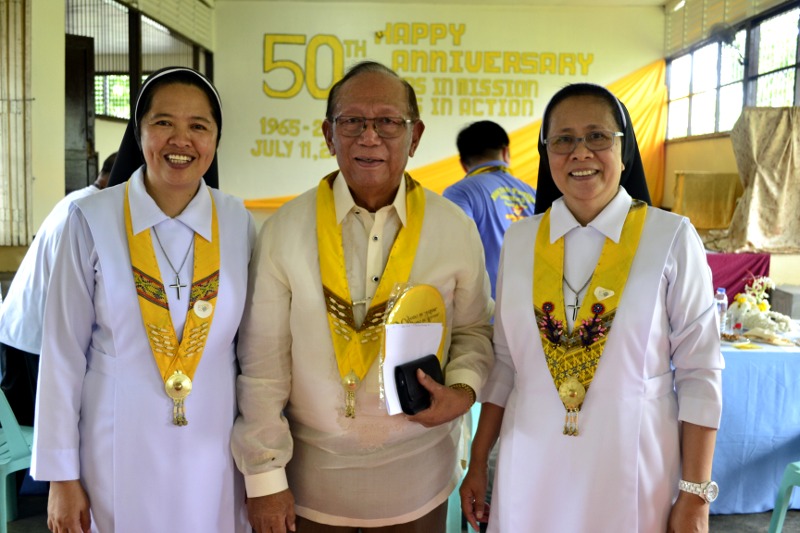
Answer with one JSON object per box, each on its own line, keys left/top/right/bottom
{"left": 714, "top": 288, "right": 728, "bottom": 335}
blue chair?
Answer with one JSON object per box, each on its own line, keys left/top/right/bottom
{"left": 0, "top": 390, "right": 34, "bottom": 533}
{"left": 768, "top": 461, "right": 800, "bottom": 533}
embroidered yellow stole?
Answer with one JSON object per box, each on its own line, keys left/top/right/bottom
{"left": 124, "top": 182, "right": 220, "bottom": 426}
{"left": 533, "top": 201, "right": 647, "bottom": 435}
{"left": 316, "top": 171, "right": 425, "bottom": 417}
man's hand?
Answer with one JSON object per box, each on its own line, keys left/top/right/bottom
{"left": 407, "top": 369, "right": 473, "bottom": 427}
{"left": 247, "top": 489, "right": 297, "bottom": 533}
{"left": 47, "top": 480, "right": 91, "bottom": 533}
{"left": 667, "top": 491, "right": 709, "bottom": 533}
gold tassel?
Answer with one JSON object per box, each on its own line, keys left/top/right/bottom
{"left": 563, "top": 408, "right": 579, "bottom": 436}
{"left": 172, "top": 398, "right": 188, "bottom": 426}
{"left": 343, "top": 371, "right": 359, "bottom": 418}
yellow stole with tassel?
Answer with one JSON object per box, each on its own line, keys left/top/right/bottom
{"left": 124, "top": 182, "right": 220, "bottom": 426}
{"left": 533, "top": 201, "right": 647, "bottom": 436}
{"left": 316, "top": 172, "right": 425, "bottom": 417}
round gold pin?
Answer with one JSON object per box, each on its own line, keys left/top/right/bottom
{"left": 558, "top": 376, "right": 586, "bottom": 409}
{"left": 165, "top": 371, "right": 192, "bottom": 400}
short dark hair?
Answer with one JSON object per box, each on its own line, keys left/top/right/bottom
{"left": 541, "top": 83, "right": 624, "bottom": 139}
{"left": 325, "top": 61, "right": 420, "bottom": 121}
{"left": 457, "top": 121, "right": 509, "bottom": 165}
{"left": 100, "top": 152, "right": 117, "bottom": 175}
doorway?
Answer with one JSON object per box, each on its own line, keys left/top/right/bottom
{"left": 65, "top": 34, "right": 97, "bottom": 195}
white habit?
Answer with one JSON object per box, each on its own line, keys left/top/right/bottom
{"left": 32, "top": 168, "right": 254, "bottom": 533}
{"left": 483, "top": 189, "right": 724, "bottom": 532}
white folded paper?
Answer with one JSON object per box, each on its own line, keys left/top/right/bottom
{"left": 382, "top": 322, "right": 444, "bottom": 415}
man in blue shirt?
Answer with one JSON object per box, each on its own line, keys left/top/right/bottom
{"left": 445, "top": 122, "right": 535, "bottom": 532}
{"left": 443, "top": 121, "right": 536, "bottom": 298}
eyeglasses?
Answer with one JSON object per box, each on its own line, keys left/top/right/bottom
{"left": 544, "top": 130, "right": 624, "bottom": 155}
{"left": 332, "top": 116, "right": 415, "bottom": 138}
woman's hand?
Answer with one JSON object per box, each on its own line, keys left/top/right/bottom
{"left": 47, "top": 480, "right": 91, "bottom": 533}
{"left": 460, "top": 461, "right": 490, "bottom": 532}
{"left": 667, "top": 491, "right": 709, "bottom": 532}
{"left": 459, "top": 402, "right": 504, "bottom": 531}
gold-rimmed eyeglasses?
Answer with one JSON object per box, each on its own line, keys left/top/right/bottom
{"left": 332, "top": 116, "right": 415, "bottom": 138}
{"left": 544, "top": 130, "right": 624, "bottom": 155}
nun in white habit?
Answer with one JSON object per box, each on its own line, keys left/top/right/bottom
{"left": 459, "top": 84, "right": 724, "bottom": 533}
{"left": 32, "top": 67, "right": 254, "bottom": 533}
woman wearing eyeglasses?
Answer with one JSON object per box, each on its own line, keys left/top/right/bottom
{"left": 459, "top": 83, "right": 724, "bottom": 533}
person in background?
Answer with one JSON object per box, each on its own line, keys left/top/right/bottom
{"left": 233, "top": 60, "right": 494, "bottom": 533}
{"left": 32, "top": 67, "right": 253, "bottom": 533}
{"left": 443, "top": 120, "right": 536, "bottom": 299}
{"left": 0, "top": 151, "right": 117, "bottom": 427}
{"left": 460, "top": 83, "right": 724, "bottom": 532}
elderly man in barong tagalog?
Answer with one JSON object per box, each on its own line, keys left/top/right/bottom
{"left": 232, "top": 60, "right": 494, "bottom": 533}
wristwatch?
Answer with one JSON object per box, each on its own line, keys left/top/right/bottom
{"left": 679, "top": 479, "right": 719, "bottom": 503}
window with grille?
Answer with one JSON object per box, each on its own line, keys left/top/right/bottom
{"left": 94, "top": 74, "right": 130, "bottom": 119}
{"left": 66, "top": 0, "right": 212, "bottom": 120}
{"left": 666, "top": 3, "right": 799, "bottom": 140}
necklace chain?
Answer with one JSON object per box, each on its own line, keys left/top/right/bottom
{"left": 563, "top": 274, "right": 592, "bottom": 297}
{"left": 563, "top": 273, "right": 594, "bottom": 321}
{"left": 152, "top": 226, "right": 193, "bottom": 300}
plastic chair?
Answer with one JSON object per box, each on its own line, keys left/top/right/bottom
{"left": 0, "top": 389, "right": 34, "bottom": 533}
{"left": 768, "top": 461, "right": 800, "bottom": 533}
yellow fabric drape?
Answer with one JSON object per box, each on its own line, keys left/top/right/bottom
{"left": 608, "top": 60, "right": 667, "bottom": 207}
{"left": 673, "top": 171, "right": 742, "bottom": 229}
{"left": 243, "top": 194, "right": 296, "bottom": 211}
{"left": 244, "top": 59, "right": 667, "bottom": 210}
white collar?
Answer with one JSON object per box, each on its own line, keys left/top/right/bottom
{"left": 128, "top": 166, "right": 212, "bottom": 239}
{"left": 332, "top": 171, "right": 408, "bottom": 226}
{"left": 549, "top": 187, "right": 632, "bottom": 243}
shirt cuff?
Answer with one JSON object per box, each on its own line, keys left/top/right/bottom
{"left": 31, "top": 447, "right": 81, "bottom": 482}
{"left": 244, "top": 468, "right": 289, "bottom": 498}
{"left": 444, "top": 368, "right": 483, "bottom": 397}
{"left": 678, "top": 395, "right": 722, "bottom": 429}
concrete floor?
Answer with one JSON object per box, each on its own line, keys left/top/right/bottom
{"left": 6, "top": 493, "right": 800, "bottom": 532}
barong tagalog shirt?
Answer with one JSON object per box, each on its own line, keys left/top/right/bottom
{"left": 32, "top": 168, "right": 254, "bottom": 533}
{"left": 232, "top": 172, "right": 494, "bottom": 527}
{"left": 483, "top": 188, "right": 724, "bottom": 533}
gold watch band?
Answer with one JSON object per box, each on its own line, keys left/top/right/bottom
{"left": 449, "top": 383, "right": 476, "bottom": 407}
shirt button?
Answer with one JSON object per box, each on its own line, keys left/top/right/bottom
{"left": 372, "top": 235, "right": 379, "bottom": 241}
{"left": 372, "top": 276, "right": 380, "bottom": 282}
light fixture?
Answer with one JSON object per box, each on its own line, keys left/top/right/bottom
{"left": 674, "top": 1, "right": 686, "bottom": 11}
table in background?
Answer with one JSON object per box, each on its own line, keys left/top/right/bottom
{"left": 711, "top": 343, "right": 800, "bottom": 514}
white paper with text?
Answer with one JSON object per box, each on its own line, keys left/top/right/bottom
{"left": 382, "top": 322, "right": 444, "bottom": 415}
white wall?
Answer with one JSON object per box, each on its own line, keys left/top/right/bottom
{"left": 96, "top": 119, "right": 128, "bottom": 165}
{"left": 31, "top": 1, "right": 65, "bottom": 228}
{"left": 214, "top": 1, "right": 664, "bottom": 200}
